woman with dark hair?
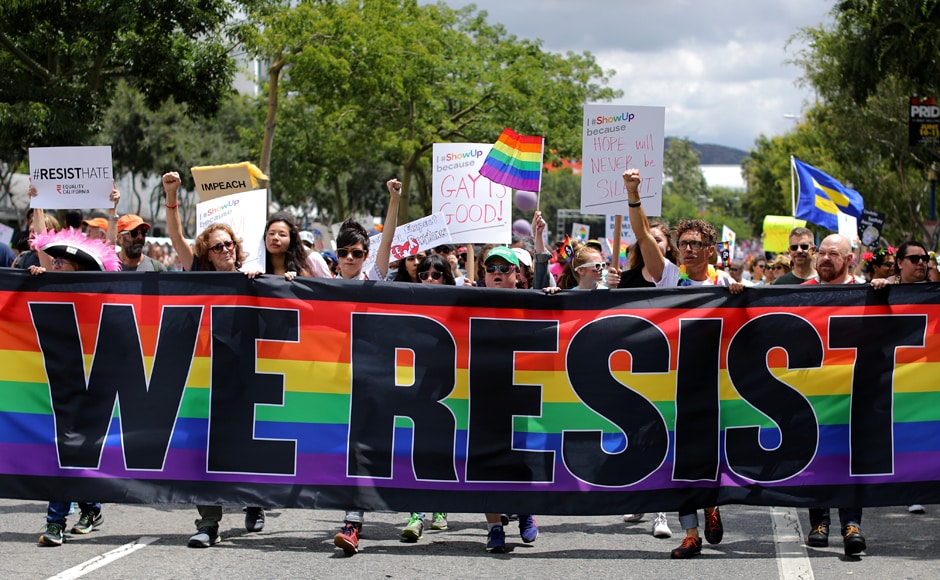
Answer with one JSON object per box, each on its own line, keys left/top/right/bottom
{"left": 393, "top": 252, "right": 428, "bottom": 283}
{"left": 416, "top": 254, "right": 456, "bottom": 285}
{"left": 871, "top": 240, "right": 929, "bottom": 287}
{"left": 619, "top": 218, "right": 678, "bottom": 289}
{"left": 264, "top": 211, "right": 312, "bottom": 279}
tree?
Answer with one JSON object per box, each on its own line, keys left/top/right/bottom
{"left": 0, "top": 0, "right": 243, "bottom": 211}
{"left": 238, "top": 0, "right": 621, "bottom": 222}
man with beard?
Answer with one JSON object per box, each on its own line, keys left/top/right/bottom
{"left": 116, "top": 214, "right": 164, "bottom": 271}
{"left": 774, "top": 227, "right": 817, "bottom": 284}
{"left": 801, "top": 233, "right": 866, "bottom": 556}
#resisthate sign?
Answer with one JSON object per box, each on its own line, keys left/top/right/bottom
{"left": 580, "top": 105, "right": 665, "bottom": 217}
{"left": 28, "top": 146, "right": 114, "bottom": 210}
{"left": 432, "top": 143, "right": 512, "bottom": 245}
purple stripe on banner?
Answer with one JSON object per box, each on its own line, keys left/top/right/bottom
{"left": 2, "top": 443, "right": 936, "bottom": 491}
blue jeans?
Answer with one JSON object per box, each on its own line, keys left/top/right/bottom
{"left": 47, "top": 501, "right": 100, "bottom": 526}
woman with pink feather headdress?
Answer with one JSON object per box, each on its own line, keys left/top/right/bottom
{"left": 28, "top": 227, "right": 122, "bottom": 274}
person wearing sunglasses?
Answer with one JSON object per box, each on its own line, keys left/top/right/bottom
{"left": 116, "top": 214, "right": 164, "bottom": 272}
{"left": 871, "top": 240, "right": 929, "bottom": 288}
{"left": 799, "top": 233, "right": 868, "bottom": 556}
{"left": 765, "top": 255, "right": 791, "bottom": 284}
{"left": 414, "top": 254, "right": 455, "bottom": 285}
{"left": 392, "top": 252, "right": 428, "bottom": 283}
{"left": 622, "top": 168, "right": 742, "bottom": 559}
{"left": 774, "top": 227, "right": 817, "bottom": 284}
{"left": 546, "top": 242, "right": 621, "bottom": 292}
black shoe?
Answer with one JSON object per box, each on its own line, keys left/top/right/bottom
{"left": 843, "top": 524, "right": 866, "bottom": 556}
{"left": 244, "top": 507, "right": 265, "bottom": 532}
{"left": 188, "top": 526, "right": 219, "bottom": 548}
{"left": 806, "top": 522, "right": 829, "bottom": 547}
{"left": 704, "top": 507, "right": 723, "bottom": 544}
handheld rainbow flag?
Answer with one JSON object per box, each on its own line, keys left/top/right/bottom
{"left": 479, "top": 128, "right": 544, "bottom": 192}
{"left": 558, "top": 235, "right": 573, "bottom": 263}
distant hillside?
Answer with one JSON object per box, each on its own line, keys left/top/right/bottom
{"left": 665, "top": 137, "right": 748, "bottom": 165}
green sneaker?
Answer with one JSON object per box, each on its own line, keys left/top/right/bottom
{"left": 39, "top": 523, "right": 64, "bottom": 546}
{"left": 431, "top": 512, "right": 448, "bottom": 530}
{"left": 401, "top": 513, "right": 424, "bottom": 542}
{"left": 71, "top": 511, "right": 103, "bottom": 534}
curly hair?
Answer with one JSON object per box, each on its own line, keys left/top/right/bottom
{"left": 194, "top": 223, "right": 246, "bottom": 271}
{"left": 675, "top": 219, "right": 717, "bottom": 246}
{"left": 264, "top": 211, "right": 310, "bottom": 275}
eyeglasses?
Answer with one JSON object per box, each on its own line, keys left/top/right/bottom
{"left": 882, "top": 262, "right": 896, "bottom": 268}
{"left": 772, "top": 265, "right": 787, "bottom": 270}
{"left": 418, "top": 270, "right": 443, "bottom": 280}
{"left": 51, "top": 257, "right": 73, "bottom": 269}
{"left": 728, "top": 266, "right": 741, "bottom": 272}
{"left": 120, "top": 228, "right": 147, "bottom": 239}
{"left": 485, "top": 263, "right": 517, "bottom": 274}
{"left": 789, "top": 243, "right": 811, "bottom": 252}
{"left": 755, "top": 264, "right": 766, "bottom": 269}
{"left": 903, "top": 254, "right": 929, "bottom": 264}
{"left": 678, "top": 240, "right": 706, "bottom": 251}
{"left": 576, "top": 261, "right": 606, "bottom": 273}
{"left": 208, "top": 240, "right": 235, "bottom": 254}
{"left": 337, "top": 248, "right": 366, "bottom": 259}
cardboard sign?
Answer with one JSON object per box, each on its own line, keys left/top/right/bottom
{"left": 28, "top": 146, "right": 114, "bottom": 209}
{"left": 858, "top": 209, "right": 886, "bottom": 246}
{"left": 605, "top": 215, "right": 636, "bottom": 246}
{"left": 192, "top": 162, "right": 268, "bottom": 202}
{"left": 762, "top": 216, "right": 808, "bottom": 253}
{"left": 581, "top": 105, "right": 665, "bottom": 216}
{"left": 432, "top": 143, "right": 512, "bottom": 244}
{"left": 571, "top": 222, "right": 591, "bottom": 242}
{"left": 362, "top": 212, "right": 452, "bottom": 278}
{"left": 196, "top": 189, "right": 268, "bottom": 271}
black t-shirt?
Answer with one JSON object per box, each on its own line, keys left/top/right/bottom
{"left": 618, "top": 268, "right": 655, "bottom": 289}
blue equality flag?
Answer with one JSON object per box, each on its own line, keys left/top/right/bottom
{"left": 792, "top": 157, "right": 864, "bottom": 232}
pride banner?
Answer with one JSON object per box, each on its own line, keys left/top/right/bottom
{"left": 1, "top": 270, "right": 939, "bottom": 515}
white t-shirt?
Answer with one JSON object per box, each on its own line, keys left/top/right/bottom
{"left": 655, "top": 261, "right": 735, "bottom": 288}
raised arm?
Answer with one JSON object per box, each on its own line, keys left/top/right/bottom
{"left": 623, "top": 169, "right": 667, "bottom": 282}
{"left": 162, "top": 172, "right": 196, "bottom": 271}
{"left": 106, "top": 184, "right": 120, "bottom": 245}
{"left": 27, "top": 183, "right": 54, "bottom": 270}
{"left": 374, "top": 178, "right": 402, "bottom": 280}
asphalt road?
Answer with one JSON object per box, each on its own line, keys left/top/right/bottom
{"left": 1, "top": 500, "right": 938, "bottom": 579}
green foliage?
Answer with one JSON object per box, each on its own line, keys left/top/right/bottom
{"left": 0, "top": 0, "right": 240, "bottom": 168}
{"left": 239, "top": 0, "right": 621, "bottom": 222}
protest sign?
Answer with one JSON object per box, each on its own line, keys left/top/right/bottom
{"left": 362, "top": 213, "right": 452, "bottom": 278}
{"left": 192, "top": 162, "right": 268, "bottom": 202}
{"left": 28, "top": 146, "right": 113, "bottom": 209}
{"left": 3, "top": 273, "right": 939, "bottom": 514}
{"left": 762, "top": 216, "right": 807, "bottom": 253}
{"left": 858, "top": 209, "right": 886, "bottom": 246}
{"left": 0, "top": 223, "right": 12, "bottom": 246}
{"left": 722, "top": 225, "right": 737, "bottom": 262}
{"left": 581, "top": 105, "right": 665, "bottom": 216}
{"left": 196, "top": 189, "right": 267, "bottom": 271}
{"left": 605, "top": 214, "right": 636, "bottom": 246}
{"left": 571, "top": 222, "right": 591, "bottom": 242}
{"left": 432, "top": 143, "right": 511, "bottom": 244}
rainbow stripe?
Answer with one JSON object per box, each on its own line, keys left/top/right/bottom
{"left": 479, "top": 128, "right": 544, "bottom": 192}
{"left": 1, "top": 272, "right": 940, "bottom": 513}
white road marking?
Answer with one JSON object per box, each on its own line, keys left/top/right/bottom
{"left": 47, "top": 536, "right": 160, "bottom": 580}
{"left": 772, "top": 507, "right": 815, "bottom": 580}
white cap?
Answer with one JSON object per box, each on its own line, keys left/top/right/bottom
{"left": 512, "top": 247, "right": 533, "bottom": 268}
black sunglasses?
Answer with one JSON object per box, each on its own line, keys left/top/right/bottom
{"left": 485, "top": 263, "right": 516, "bottom": 274}
{"left": 337, "top": 248, "right": 366, "bottom": 259}
{"left": 120, "top": 228, "right": 147, "bottom": 239}
{"left": 418, "top": 270, "right": 443, "bottom": 280}
{"left": 208, "top": 240, "right": 235, "bottom": 254}
{"left": 789, "top": 243, "right": 811, "bottom": 252}
{"left": 904, "top": 254, "right": 929, "bottom": 264}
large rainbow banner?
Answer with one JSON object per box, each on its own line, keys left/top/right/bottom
{"left": 1, "top": 270, "right": 939, "bottom": 514}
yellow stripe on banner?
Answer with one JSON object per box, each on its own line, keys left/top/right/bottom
{"left": 2, "top": 351, "right": 49, "bottom": 383}
{"left": 893, "top": 362, "right": 940, "bottom": 393}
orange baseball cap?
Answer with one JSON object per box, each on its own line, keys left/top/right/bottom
{"left": 117, "top": 214, "right": 151, "bottom": 233}
{"left": 82, "top": 217, "right": 109, "bottom": 230}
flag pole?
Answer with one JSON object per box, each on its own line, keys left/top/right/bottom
{"left": 612, "top": 215, "right": 622, "bottom": 269}
{"left": 790, "top": 155, "right": 797, "bottom": 227}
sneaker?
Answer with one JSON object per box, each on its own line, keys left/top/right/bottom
{"left": 39, "top": 523, "right": 64, "bottom": 547}
{"left": 71, "top": 511, "right": 103, "bottom": 534}
{"left": 622, "top": 513, "right": 645, "bottom": 523}
{"left": 704, "top": 507, "right": 723, "bottom": 544}
{"left": 842, "top": 524, "right": 866, "bottom": 556}
{"left": 670, "top": 536, "right": 702, "bottom": 559}
{"left": 67, "top": 502, "right": 77, "bottom": 515}
{"left": 908, "top": 504, "right": 927, "bottom": 514}
{"left": 333, "top": 522, "right": 360, "bottom": 555}
{"left": 519, "top": 514, "right": 538, "bottom": 543}
{"left": 486, "top": 525, "right": 506, "bottom": 553}
{"left": 652, "top": 513, "right": 672, "bottom": 538}
{"left": 401, "top": 513, "right": 424, "bottom": 542}
{"left": 431, "top": 512, "right": 448, "bottom": 530}
{"left": 806, "top": 522, "right": 829, "bottom": 547}
{"left": 244, "top": 507, "right": 265, "bottom": 532}
{"left": 187, "top": 526, "right": 219, "bottom": 548}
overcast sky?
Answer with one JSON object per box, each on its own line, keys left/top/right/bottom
{"left": 438, "top": 0, "right": 835, "bottom": 152}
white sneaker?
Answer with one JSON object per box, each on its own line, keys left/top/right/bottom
{"left": 909, "top": 504, "right": 927, "bottom": 514}
{"left": 652, "top": 512, "right": 672, "bottom": 538}
{"left": 622, "top": 513, "right": 645, "bottom": 523}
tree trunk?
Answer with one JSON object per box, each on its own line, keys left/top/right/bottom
{"left": 259, "top": 58, "right": 285, "bottom": 208}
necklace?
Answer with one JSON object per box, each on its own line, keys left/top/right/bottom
{"left": 678, "top": 264, "right": 717, "bottom": 286}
